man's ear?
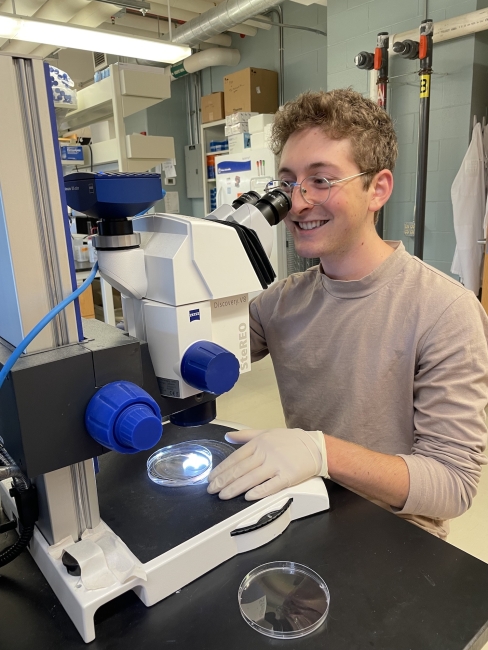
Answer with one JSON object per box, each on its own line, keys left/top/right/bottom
{"left": 368, "top": 170, "right": 393, "bottom": 213}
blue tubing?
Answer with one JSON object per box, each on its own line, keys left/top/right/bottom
{"left": 0, "top": 262, "right": 99, "bottom": 391}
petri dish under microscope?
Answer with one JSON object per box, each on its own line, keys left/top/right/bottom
{"left": 238, "top": 561, "right": 330, "bottom": 639}
{"left": 147, "top": 442, "right": 213, "bottom": 487}
{"left": 193, "top": 439, "right": 235, "bottom": 467}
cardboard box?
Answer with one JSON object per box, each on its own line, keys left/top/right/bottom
{"left": 224, "top": 68, "right": 278, "bottom": 116}
{"left": 225, "top": 112, "right": 258, "bottom": 126}
{"left": 201, "top": 92, "right": 225, "bottom": 123}
{"left": 228, "top": 133, "right": 251, "bottom": 154}
{"left": 78, "top": 284, "right": 95, "bottom": 319}
{"left": 248, "top": 113, "right": 274, "bottom": 134}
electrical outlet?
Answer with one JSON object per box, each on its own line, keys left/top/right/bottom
{"left": 404, "top": 222, "right": 415, "bottom": 236}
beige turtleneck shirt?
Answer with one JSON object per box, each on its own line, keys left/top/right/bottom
{"left": 249, "top": 241, "right": 488, "bottom": 539}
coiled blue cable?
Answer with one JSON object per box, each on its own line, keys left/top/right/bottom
{"left": 0, "top": 262, "right": 99, "bottom": 391}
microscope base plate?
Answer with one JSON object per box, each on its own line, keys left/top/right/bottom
{"left": 0, "top": 477, "right": 329, "bottom": 643}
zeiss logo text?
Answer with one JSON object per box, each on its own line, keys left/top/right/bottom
{"left": 189, "top": 309, "right": 200, "bottom": 322}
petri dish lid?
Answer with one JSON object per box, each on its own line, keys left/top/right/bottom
{"left": 186, "top": 439, "right": 235, "bottom": 484}
{"left": 147, "top": 442, "right": 212, "bottom": 487}
{"left": 192, "top": 439, "right": 235, "bottom": 471}
{"left": 238, "top": 561, "right": 330, "bottom": 639}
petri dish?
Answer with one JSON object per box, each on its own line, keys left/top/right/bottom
{"left": 238, "top": 561, "right": 330, "bottom": 639}
{"left": 147, "top": 442, "right": 213, "bottom": 487}
{"left": 192, "top": 439, "right": 235, "bottom": 476}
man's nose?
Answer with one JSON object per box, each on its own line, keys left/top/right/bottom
{"left": 290, "top": 184, "right": 311, "bottom": 214}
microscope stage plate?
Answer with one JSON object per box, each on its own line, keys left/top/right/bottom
{"left": 96, "top": 422, "right": 252, "bottom": 563}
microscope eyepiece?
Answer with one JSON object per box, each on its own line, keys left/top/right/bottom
{"left": 254, "top": 189, "right": 291, "bottom": 226}
{"left": 231, "top": 191, "right": 261, "bottom": 209}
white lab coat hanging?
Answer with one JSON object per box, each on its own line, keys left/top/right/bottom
{"left": 451, "top": 122, "right": 485, "bottom": 294}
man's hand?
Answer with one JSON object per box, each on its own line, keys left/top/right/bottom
{"left": 207, "top": 428, "right": 328, "bottom": 500}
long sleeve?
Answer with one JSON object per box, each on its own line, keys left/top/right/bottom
{"left": 397, "top": 292, "right": 488, "bottom": 519}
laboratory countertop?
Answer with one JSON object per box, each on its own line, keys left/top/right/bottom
{"left": 1, "top": 425, "right": 488, "bottom": 650}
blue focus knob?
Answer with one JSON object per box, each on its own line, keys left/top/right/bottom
{"left": 181, "top": 341, "right": 240, "bottom": 395}
{"left": 114, "top": 404, "right": 162, "bottom": 450}
{"left": 85, "top": 381, "right": 162, "bottom": 454}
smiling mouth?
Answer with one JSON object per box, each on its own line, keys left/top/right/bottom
{"left": 295, "top": 220, "right": 329, "bottom": 230}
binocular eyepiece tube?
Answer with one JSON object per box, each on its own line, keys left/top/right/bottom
{"left": 232, "top": 189, "right": 292, "bottom": 226}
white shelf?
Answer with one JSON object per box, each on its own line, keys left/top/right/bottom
{"left": 56, "top": 63, "right": 174, "bottom": 174}
{"left": 54, "top": 101, "right": 77, "bottom": 115}
{"left": 59, "top": 76, "right": 113, "bottom": 131}
{"left": 59, "top": 65, "right": 171, "bottom": 132}
{"left": 125, "top": 134, "right": 175, "bottom": 161}
{"left": 202, "top": 118, "right": 226, "bottom": 127}
{"left": 71, "top": 135, "right": 175, "bottom": 172}
{"left": 88, "top": 139, "right": 118, "bottom": 166}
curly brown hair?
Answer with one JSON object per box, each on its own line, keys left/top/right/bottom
{"left": 271, "top": 88, "right": 398, "bottom": 189}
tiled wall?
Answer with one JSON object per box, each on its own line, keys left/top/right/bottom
{"left": 282, "top": 2, "right": 328, "bottom": 99}
{"left": 327, "top": 0, "right": 488, "bottom": 276}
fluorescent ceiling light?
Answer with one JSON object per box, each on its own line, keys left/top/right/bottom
{"left": 0, "top": 12, "right": 191, "bottom": 64}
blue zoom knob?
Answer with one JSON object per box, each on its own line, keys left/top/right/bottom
{"left": 181, "top": 341, "right": 240, "bottom": 395}
{"left": 85, "top": 381, "right": 162, "bottom": 454}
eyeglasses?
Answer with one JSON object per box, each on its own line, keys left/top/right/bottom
{"left": 265, "top": 171, "right": 372, "bottom": 206}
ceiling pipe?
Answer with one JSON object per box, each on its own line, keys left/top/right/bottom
{"left": 169, "top": 0, "right": 280, "bottom": 46}
{"left": 391, "top": 8, "right": 488, "bottom": 52}
{"left": 149, "top": 0, "right": 271, "bottom": 33}
{"left": 151, "top": 0, "right": 271, "bottom": 30}
{"left": 110, "top": 11, "right": 232, "bottom": 47}
{"left": 148, "top": 1, "right": 257, "bottom": 37}
{"left": 170, "top": 46, "right": 240, "bottom": 79}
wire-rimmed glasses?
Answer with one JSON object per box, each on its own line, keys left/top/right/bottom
{"left": 265, "top": 171, "right": 372, "bottom": 206}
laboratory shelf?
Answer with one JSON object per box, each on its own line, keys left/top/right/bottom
{"left": 56, "top": 63, "right": 174, "bottom": 175}
{"left": 59, "top": 76, "right": 113, "bottom": 131}
{"left": 60, "top": 68, "right": 171, "bottom": 132}
{"left": 72, "top": 135, "right": 175, "bottom": 173}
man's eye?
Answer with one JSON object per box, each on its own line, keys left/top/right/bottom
{"left": 312, "top": 177, "right": 329, "bottom": 187}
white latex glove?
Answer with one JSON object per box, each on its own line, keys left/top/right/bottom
{"left": 207, "top": 428, "right": 328, "bottom": 501}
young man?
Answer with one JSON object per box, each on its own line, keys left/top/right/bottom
{"left": 207, "top": 89, "right": 488, "bottom": 539}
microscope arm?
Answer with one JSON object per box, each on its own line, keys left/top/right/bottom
{"left": 97, "top": 248, "right": 147, "bottom": 300}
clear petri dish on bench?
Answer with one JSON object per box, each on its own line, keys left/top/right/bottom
{"left": 238, "top": 561, "right": 330, "bottom": 639}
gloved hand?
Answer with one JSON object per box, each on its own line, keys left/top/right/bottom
{"left": 207, "top": 428, "right": 328, "bottom": 501}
